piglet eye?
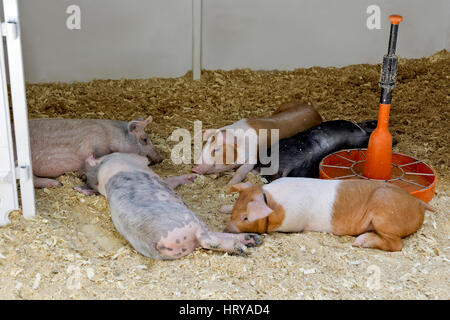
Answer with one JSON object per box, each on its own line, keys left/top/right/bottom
{"left": 211, "top": 147, "right": 220, "bottom": 156}
{"left": 141, "top": 137, "right": 148, "bottom": 145}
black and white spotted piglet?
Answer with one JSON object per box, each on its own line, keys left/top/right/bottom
{"left": 79, "top": 152, "right": 263, "bottom": 260}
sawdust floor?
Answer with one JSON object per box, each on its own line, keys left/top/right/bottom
{"left": 0, "top": 50, "right": 449, "bottom": 299}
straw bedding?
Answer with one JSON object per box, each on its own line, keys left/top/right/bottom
{"left": 0, "top": 50, "right": 448, "bottom": 299}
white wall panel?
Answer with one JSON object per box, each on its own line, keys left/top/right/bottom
{"left": 3, "top": 0, "right": 448, "bottom": 83}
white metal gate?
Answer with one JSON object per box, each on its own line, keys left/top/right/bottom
{"left": 0, "top": 0, "right": 203, "bottom": 226}
{"left": 0, "top": 0, "right": 35, "bottom": 226}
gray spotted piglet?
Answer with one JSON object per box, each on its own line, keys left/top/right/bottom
{"left": 80, "top": 152, "right": 263, "bottom": 260}
{"left": 28, "top": 116, "right": 163, "bottom": 188}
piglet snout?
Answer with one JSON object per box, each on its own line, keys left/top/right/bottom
{"left": 192, "top": 165, "right": 209, "bottom": 174}
{"left": 191, "top": 166, "right": 201, "bottom": 174}
{"left": 148, "top": 151, "right": 164, "bottom": 164}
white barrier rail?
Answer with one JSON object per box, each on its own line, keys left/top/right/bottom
{"left": 0, "top": 0, "right": 35, "bottom": 226}
{"left": 192, "top": 0, "right": 202, "bottom": 80}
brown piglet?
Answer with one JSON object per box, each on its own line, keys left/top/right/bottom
{"left": 221, "top": 177, "right": 435, "bottom": 251}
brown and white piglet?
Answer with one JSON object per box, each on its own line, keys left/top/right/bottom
{"left": 80, "top": 152, "right": 263, "bottom": 260}
{"left": 28, "top": 116, "right": 163, "bottom": 188}
{"left": 222, "top": 178, "right": 435, "bottom": 251}
{"left": 192, "top": 101, "right": 322, "bottom": 185}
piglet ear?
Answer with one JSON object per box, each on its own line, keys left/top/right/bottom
{"left": 128, "top": 116, "right": 152, "bottom": 133}
{"left": 217, "top": 130, "right": 237, "bottom": 146}
{"left": 247, "top": 200, "right": 273, "bottom": 223}
{"left": 202, "top": 129, "right": 217, "bottom": 140}
{"left": 193, "top": 128, "right": 215, "bottom": 143}
{"left": 85, "top": 154, "right": 104, "bottom": 168}
{"left": 226, "top": 182, "right": 253, "bottom": 194}
{"left": 142, "top": 115, "right": 153, "bottom": 126}
{"left": 85, "top": 154, "right": 99, "bottom": 167}
{"left": 128, "top": 120, "right": 140, "bottom": 133}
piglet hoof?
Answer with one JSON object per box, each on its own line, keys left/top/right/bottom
{"left": 230, "top": 244, "right": 249, "bottom": 257}
{"left": 241, "top": 234, "right": 264, "bottom": 248}
{"left": 73, "top": 185, "right": 98, "bottom": 196}
{"left": 352, "top": 233, "right": 372, "bottom": 248}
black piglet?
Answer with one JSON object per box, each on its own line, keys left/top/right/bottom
{"left": 261, "top": 120, "right": 397, "bottom": 181}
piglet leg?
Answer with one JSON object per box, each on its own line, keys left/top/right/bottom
{"left": 353, "top": 232, "right": 402, "bottom": 252}
{"left": 227, "top": 163, "right": 255, "bottom": 186}
{"left": 33, "top": 176, "right": 62, "bottom": 188}
{"left": 156, "top": 223, "right": 263, "bottom": 259}
{"left": 164, "top": 174, "right": 197, "bottom": 189}
{"left": 73, "top": 184, "right": 99, "bottom": 196}
{"left": 197, "top": 230, "right": 263, "bottom": 256}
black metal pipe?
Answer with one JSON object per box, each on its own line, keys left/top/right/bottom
{"left": 387, "top": 24, "right": 399, "bottom": 55}
{"left": 379, "top": 20, "right": 400, "bottom": 104}
{"left": 380, "top": 88, "right": 393, "bottom": 104}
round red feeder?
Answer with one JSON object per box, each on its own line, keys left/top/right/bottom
{"left": 319, "top": 15, "right": 437, "bottom": 202}
{"left": 319, "top": 149, "right": 437, "bottom": 202}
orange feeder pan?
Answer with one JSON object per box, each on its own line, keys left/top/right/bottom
{"left": 319, "top": 149, "right": 437, "bottom": 202}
